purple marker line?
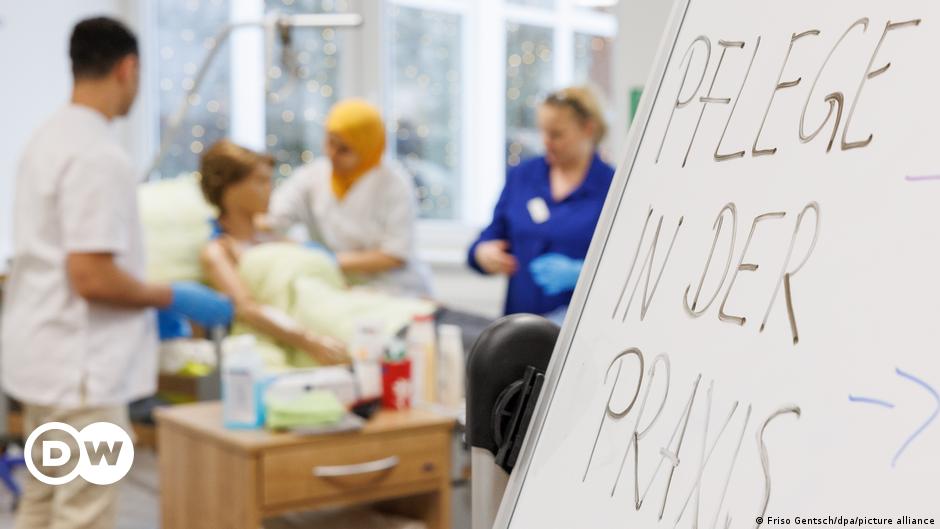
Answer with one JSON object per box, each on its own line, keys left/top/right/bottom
{"left": 848, "top": 395, "right": 895, "bottom": 409}
{"left": 891, "top": 368, "right": 940, "bottom": 468}
{"left": 905, "top": 174, "right": 940, "bottom": 182}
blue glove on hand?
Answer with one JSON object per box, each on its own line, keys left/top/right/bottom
{"left": 156, "top": 309, "right": 193, "bottom": 341}
{"left": 168, "top": 281, "right": 234, "bottom": 328}
{"left": 529, "top": 253, "right": 583, "bottom": 296}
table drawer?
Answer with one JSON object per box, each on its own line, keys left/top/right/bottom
{"left": 261, "top": 429, "right": 448, "bottom": 507}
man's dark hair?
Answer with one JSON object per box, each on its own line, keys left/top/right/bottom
{"left": 69, "top": 17, "right": 138, "bottom": 79}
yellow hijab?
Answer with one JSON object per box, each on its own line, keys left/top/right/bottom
{"left": 325, "top": 99, "right": 386, "bottom": 200}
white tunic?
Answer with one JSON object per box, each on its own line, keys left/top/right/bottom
{"left": 269, "top": 158, "right": 432, "bottom": 297}
{"left": 1, "top": 104, "right": 157, "bottom": 408}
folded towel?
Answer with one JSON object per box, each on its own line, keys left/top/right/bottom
{"left": 265, "top": 390, "right": 346, "bottom": 430}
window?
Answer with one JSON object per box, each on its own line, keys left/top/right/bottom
{"left": 385, "top": 0, "right": 616, "bottom": 227}
{"left": 149, "top": 0, "right": 348, "bottom": 181}
{"left": 149, "top": 0, "right": 616, "bottom": 230}
{"left": 505, "top": 23, "right": 554, "bottom": 167}
{"left": 573, "top": 32, "right": 614, "bottom": 158}
{"left": 573, "top": 33, "right": 613, "bottom": 102}
{"left": 153, "top": 0, "right": 232, "bottom": 179}
{"left": 264, "top": 0, "right": 346, "bottom": 179}
{"left": 501, "top": 2, "right": 617, "bottom": 169}
{"left": 388, "top": 5, "right": 463, "bottom": 220}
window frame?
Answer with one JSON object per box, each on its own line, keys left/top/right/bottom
{"left": 140, "top": 0, "right": 616, "bottom": 263}
{"left": 385, "top": 0, "right": 616, "bottom": 263}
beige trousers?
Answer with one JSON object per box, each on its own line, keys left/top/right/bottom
{"left": 14, "top": 404, "right": 130, "bottom": 529}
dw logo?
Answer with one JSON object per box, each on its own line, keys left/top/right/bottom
{"left": 24, "top": 422, "right": 134, "bottom": 486}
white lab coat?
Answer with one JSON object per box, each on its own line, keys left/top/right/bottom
{"left": 269, "top": 158, "right": 432, "bottom": 297}
{"left": 1, "top": 105, "right": 157, "bottom": 408}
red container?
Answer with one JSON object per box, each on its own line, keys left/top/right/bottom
{"left": 381, "top": 358, "right": 412, "bottom": 410}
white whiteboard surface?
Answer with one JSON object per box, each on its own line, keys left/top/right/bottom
{"left": 497, "top": 0, "right": 940, "bottom": 527}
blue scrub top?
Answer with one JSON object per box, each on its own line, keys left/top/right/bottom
{"left": 468, "top": 153, "right": 615, "bottom": 315}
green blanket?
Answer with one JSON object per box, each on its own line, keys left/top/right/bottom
{"left": 235, "top": 243, "right": 436, "bottom": 369}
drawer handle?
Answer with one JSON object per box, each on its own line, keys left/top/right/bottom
{"left": 312, "top": 456, "right": 400, "bottom": 478}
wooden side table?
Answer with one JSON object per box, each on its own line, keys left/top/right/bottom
{"left": 156, "top": 401, "right": 454, "bottom": 529}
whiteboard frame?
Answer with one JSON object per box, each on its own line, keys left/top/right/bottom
{"left": 491, "top": 0, "right": 696, "bottom": 525}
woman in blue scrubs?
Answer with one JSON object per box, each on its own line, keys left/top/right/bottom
{"left": 468, "top": 87, "right": 615, "bottom": 316}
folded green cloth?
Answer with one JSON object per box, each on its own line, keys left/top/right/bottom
{"left": 265, "top": 390, "right": 346, "bottom": 430}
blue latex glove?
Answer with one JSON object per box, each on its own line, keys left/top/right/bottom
{"left": 529, "top": 253, "right": 583, "bottom": 296}
{"left": 156, "top": 309, "right": 192, "bottom": 341}
{"left": 168, "top": 281, "right": 234, "bottom": 329}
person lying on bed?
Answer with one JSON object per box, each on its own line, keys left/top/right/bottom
{"left": 198, "top": 139, "right": 349, "bottom": 365}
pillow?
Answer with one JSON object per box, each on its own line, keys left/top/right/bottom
{"left": 138, "top": 174, "right": 216, "bottom": 282}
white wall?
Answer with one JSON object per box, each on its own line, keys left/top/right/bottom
{"left": 611, "top": 0, "right": 674, "bottom": 162}
{"left": 0, "top": 0, "right": 142, "bottom": 272}
{"left": 431, "top": 263, "right": 507, "bottom": 319}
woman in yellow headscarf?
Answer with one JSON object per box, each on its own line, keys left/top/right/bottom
{"left": 268, "top": 99, "right": 432, "bottom": 296}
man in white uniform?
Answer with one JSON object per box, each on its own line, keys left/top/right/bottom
{"left": 1, "top": 18, "right": 232, "bottom": 529}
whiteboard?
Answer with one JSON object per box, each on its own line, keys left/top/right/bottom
{"left": 497, "top": 0, "right": 940, "bottom": 527}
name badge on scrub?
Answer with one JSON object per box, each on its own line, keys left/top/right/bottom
{"left": 527, "top": 197, "right": 550, "bottom": 224}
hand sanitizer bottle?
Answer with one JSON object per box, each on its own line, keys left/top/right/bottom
{"left": 221, "top": 335, "right": 265, "bottom": 429}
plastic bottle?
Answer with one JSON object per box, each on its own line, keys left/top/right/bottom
{"left": 221, "top": 335, "right": 265, "bottom": 429}
{"left": 349, "top": 319, "right": 385, "bottom": 362}
{"left": 406, "top": 313, "right": 437, "bottom": 405}
{"left": 437, "top": 324, "right": 465, "bottom": 408}
{"left": 350, "top": 319, "right": 385, "bottom": 403}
